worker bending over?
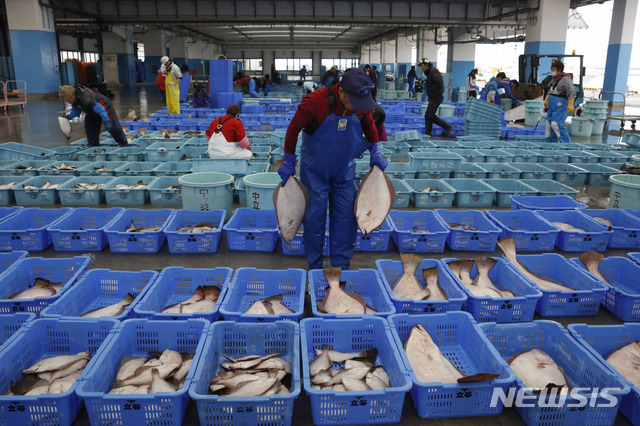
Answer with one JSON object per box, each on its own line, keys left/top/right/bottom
{"left": 483, "top": 72, "right": 519, "bottom": 107}
{"left": 545, "top": 60, "right": 576, "bottom": 143}
{"left": 205, "top": 104, "right": 252, "bottom": 159}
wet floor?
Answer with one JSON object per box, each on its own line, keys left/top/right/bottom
{"left": 0, "top": 85, "right": 638, "bottom": 425}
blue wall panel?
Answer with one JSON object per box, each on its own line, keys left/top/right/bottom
{"left": 9, "top": 30, "right": 59, "bottom": 93}
{"left": 451, "top": 60, "right": 474, "bottom": 90}
{"left": 603, "top": 43, "right": 633, "bottom": 101}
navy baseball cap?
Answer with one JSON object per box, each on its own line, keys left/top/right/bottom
{"left": 340, "top": 68, "right": 375, "bottom": 111}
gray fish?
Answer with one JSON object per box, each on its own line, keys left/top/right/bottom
{"left": 355, "top": 166, "right": 395, "bottom": 235}
{"left": 552, "top": 222, "right": 585, "bottom": 233}
{"left": 38, "top": 358, "right": 88, "bottom": 383}
{"left": 10, "top": 374, "right": 42, "bottom": 395}
{"left": 24, "top": 380, "right": 50, "bottom": 396}
{"left": 606, "top": 341, "right": 640, "bottom": 388}
{"left": 47, "top": 369, "right": 83, "bottom": 394}
{"left": 227, "top": 377, "right": 278, "bottom": 397}
{"left": 81, "top": 294, "right": 135, "bottom": 318}
{"left": 23, "top": 351, "right": 91, "bottom": 374}
{"left": 371, "top": 366, "right": 390, "bottom": 387}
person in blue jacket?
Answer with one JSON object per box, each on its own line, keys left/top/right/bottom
{"left": 58, "top": 85, "right": 128, "bottom": 147}
{"left": 407, "top": 66, "right": 417, "bottom": 98}
{"left": 262, "top": 75, "right": 275, "bottom": 96}
{"left": 248, "top": 77, "right": 260, "bottom": 98}
{"left": 482, "top": 72, "right": 519, "bottom": 107}
{"left": 300, "top": 66, "right": 307, "bottom": 80}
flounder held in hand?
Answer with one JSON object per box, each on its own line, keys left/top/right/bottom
{"left": 273, "top": 176, "right": 309, "bottom": 244}
{"left": 355, "top": 166, "right": 395, "bottom": 236}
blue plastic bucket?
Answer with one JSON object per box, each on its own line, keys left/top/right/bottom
{"left": 242, "top": 172, "right": 281, "bottom": 210}
{"left": 570, "top": 117, "right": 594, "bottom": 137}
{"left": 437, "top": 104, "right": 455, "bottom": 117}
{"left": 178, "top": 172, "right": 235, "bottom": 217}
{"left": 609, "top": 174, "right": 640, "bottom": 209}
{"left": 632, "top": 154, "right": 640, "bottom": 167}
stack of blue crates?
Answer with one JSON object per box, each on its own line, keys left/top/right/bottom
{"left": 464, "top": 98, "right": 502, "bottom": 139}
{"left": 217, "top": 92, "right": 243, "bottom": 109}
{"left": 209, "top": 60, "right": 233, "bottom": 108}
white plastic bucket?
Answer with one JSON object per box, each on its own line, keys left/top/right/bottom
{"left": 569, "top": 117, "right": 594, "bottom": 138}
{"left": 438, "top": 104, "right": 455, "bottom": 117}
{"left": 609, "top": 174, "right": 640, "bottom": 209}
{"left": 242, "top": 172, "right": 281, "bottom": 210}
{"left": 179, "top": 172, "right": 235, "bottom": 217}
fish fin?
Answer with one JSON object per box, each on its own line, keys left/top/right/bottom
{"left": 265, "top": 294, "right": 284, "bottom": 304}
{"left": 400, "top": 253, "right": 422, "bottom": 273}
{"left": 476, "top": 257, "right": 497, "bottom": 274}
{"left": 506, "top": 351, "right": 526, "bottom": 365}
{"left": 263, "top": 301, "right": 275, "bottom": 315}
{"left": 457, "top": 372, "right": 501, "bottom": 383}
{"left": 422, "top": 266, "right": 438, "bottom": 284}
{"left": 558, "top": 365, "right": 573, "bottom": 392}
{"left": 497, "top": 237, "right": 516, "bottom": 260}
{"left": 123, "top": 293, "right": 136, "bottom": 305}
{"left": 363, "top": 348, "right": 378, "bottom": 365}
{"left": 323, "top": 268, "right": 342, "bottom": 289}
{"left": 461, "top": 259, "right": 474, "bottom": 275}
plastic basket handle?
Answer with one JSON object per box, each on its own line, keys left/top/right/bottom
{"left": 227, "top": 181, "right": 237, "bottom": 195}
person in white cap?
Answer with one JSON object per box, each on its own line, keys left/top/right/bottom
{"left": 160, "top": 56, "right": 182, "bottom": 114}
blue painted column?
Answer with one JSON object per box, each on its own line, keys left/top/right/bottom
{"left": 524, "top": 0, "right": 570, "bottom": 83}
{"left": 603, "top": 0, "right": 638, "bottom": 101}
{"left": 5, "top": 0, "right": 60, "bottom": 94}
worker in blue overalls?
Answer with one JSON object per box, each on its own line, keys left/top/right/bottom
{"left": 277, "top": 68, "right": 387, "bottom": 270}
{"left": 544, "top": 60, "right": 576, "bottom": 143}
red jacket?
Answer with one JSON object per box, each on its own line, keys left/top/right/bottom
{"left": 284, "top": 84, "right": 379, "bottom": 155}
{"left": 205, "top": 115, "right": 246, "bottom": 143}
{"left": 155, "top": 73, "right": 165, "bottom": 91}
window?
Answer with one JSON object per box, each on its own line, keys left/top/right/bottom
{"left": 136, "top": 43, "right": 145, "bottom": 61}
{"left": 60, "top": 50, "right": 81, "bottom": 61}
{"left": 275, "top": 58, "right": 312, "bottom": 72}
{"left": 321, "top": 58, "right": 359, "bottom": 70}
{"left": 230, "top": 58, "right": 263, "bottom": 73}
{"left": 83, "top": 52, "right": 99, "bottom": 63}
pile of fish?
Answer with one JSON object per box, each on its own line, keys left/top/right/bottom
{"left": 592, "top": 217, "right": 613, "bottom": 230}
{"left": 8, "top": 278, "right": 62, "bottom": 299}
{"left": 209, "top": 352, "right": 291, "bottom": 396}
{"left": 125, "top": 135, "right": 135, "bottom": 143}
{"left": 184, "top": 131, "right": 201, "bottom": 136}
{"left": 125, "top": 221, "right": 161, "bottom": 233}
{"left": 123, "top": 108, "right": 137, "bottom": 122}
{"left": 5, "top": 351, "right": 91, "bottom": 396}
{"left": 391, "top": 254, "right": 447, "bottom": 301}
{"left": 109, "top": 349, "right": 194, "bottom": 394}
{"left": 15, "top": 165, "right": 36, "bottom": 170}
{"left": 552, "top": 222, "right": 585, "bottom": 233}
{"left": 48, "top": 163, "right": 78, "bottom": 171}
{"left": 447, "top": 258, "right": 515, "bottom": 298}
{"left": 316, "top": 268, "right": 377, "bottom": 315}
{"left": 355, "top": 166, "right": 395, "bottom": 236}
{"left": 273, "top": 176, "right": 308, "bottom": 244}
{"left": 0, "top": 181, "right": 18, "bottom": 189}
{"left": 579, "top": 251, "right": 612, "bottom": 285}
{"left": 308, "top": 346, "right": 389, "bottom": 392}
{"left": 606, "top": 342, "right": 640, "bottom": 388}
{"left": 164, "top": 185, "right": 181, "bottom": 190}
{"left": 114, "top": 180, "right": 147, "bottom": 189}
{"left": 74, "top": 182, "right": 104, "bottom": 190}
{"left": 177, "top": 222, "right": 219, "bottom": 233}
{"left": 81, "top": 294, "right": 135, "bottom": 317}
{"left": 417, "top": 187, "right": 441, "bottom": 193}
{"left": 161, "top": 285, "right": 221, "bottom": 314}
{"left": 22, "top": 181, "right": 60, "bottom": 189}
{"left": 404, "top": 324, "right": 499, "bottom": 384}
{"left": 448, "top": 222, "right": 478, "bottom": 231}
{"left": 508, "top": 349, "right": 571, "bottom": 394}
{"left": 244, "top": 294, "right": 295, "bottom": 315}
{"left": 497, "top": 238, "right": 574, "bottom": 291}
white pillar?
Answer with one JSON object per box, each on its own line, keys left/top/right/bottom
{"left": 603, "top": 0, "right": 638, "bottom": 101}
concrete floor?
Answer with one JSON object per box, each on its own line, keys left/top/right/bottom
{"left": 0, "top": 85, "right": 638, "bottom": 425}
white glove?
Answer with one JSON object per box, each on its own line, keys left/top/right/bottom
{"left": 168, "top": 82, "right": 176, "bottom": 86}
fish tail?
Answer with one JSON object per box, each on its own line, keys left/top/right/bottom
{"left": 475, "top": 257, "right": 497, "bottom": 274}
{"left": 579, "top": 251, "right": 603, "bottom": 269}
{"left": 323, "top": 267, "right": 342, "bottom": 288}
{"left": 400, "top": 253, "right": 422, "bottom": 273}
{"left": 422, "top": 266, "right": 438, "bottom": 284}
{"left": 497, "top": 237, "right": 516, "bottom": 260}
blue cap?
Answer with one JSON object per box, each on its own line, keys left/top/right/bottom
{"left": 340, "top": 68, "right": 375, "bottom": 111}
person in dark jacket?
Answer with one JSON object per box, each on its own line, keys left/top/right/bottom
{"left": 419, "top": 60, "right": 452, "bottom": 138}
{"left": 58, "top": 85, "right": 128, "bottom": 147}
{"left": 368, "top": 67, "right": 378, "bottom": 101}
{"left": 321, "top": 69, "right": 336, "bottom": 87}
{"left": 192, "top": 84, "right": 210, "bottom": 108}
{"left": 408, "top": 66, "right": 417, "bottom": 97}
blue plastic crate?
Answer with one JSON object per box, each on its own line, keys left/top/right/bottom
{"left": 219, "top": 268, "right": 306, "bottom": 322}
{"left": 182, "top": 145, "right": 207, "bottom": 160}
{"left": 544, "top": 163, "right": 588, "bottom": 185}
{"left": 510, "top": 194, "right": 585, "bottom": 211}
{"left": 509, "top": 163, "right": 554, "bottom": 180}
{"left": 104, "top": 208, "right": 173, "bottom": 253}
{"left": 77, "top": 319, "right": 208, "bottom": 426}
{"left": 56, "top": 176, "right": 114, "bottom": 206}
{"left": 0, "top": 176, "right": 28, "bottom": 204}
{"left": 579, "top": 163, "right": 621, "bottom": 185}
{"left": 0, "top": 142, "right": 55, "bottom": 161}
{"left": 522, "top": 179, "right": 581, "bottom": 198}
{"left": 147, "top": 176, "right": 182, "bottom": 205}
{"left": 479, "top": 140, "right": 516, "bottom": 149}
{"left": 0, "top": 250, "right": 28, "bottom": 276}
{"left": 356, "top": 217, "right": 393, "bottom": 252}
{"left": 76, "top": 161, "right": 126, "bottom": 177}
{"left": 476, "top": 149, "right": 514, "bottom": 164}
{"left": 481, "top": 321, "right": 629, "bottom": 426}
{"left": 388, "top": 210, "right": 449, "bottom": 253}
{"left": 142, "top": 141, "right": 187, "bottom": 161}
{"left": 435, "top": 209, "right": 502, "bottom": 252}
{"left": 442, "top": 178, "right": 497, "bottom": 207}
{"left": 0, "top": 318, "right": 117, "bottom": 426}
{"left": 0, "top": 312, "right": 34, "bottom": 345}
{"left": 40, "top": 269, "right": 158, "bottom": 320}
{"left": 404, "top": 179, "right": 456, "bottom": 208}
{"left": 390, "top": 179, "right": 412, "bottom": 208}
{"left": 383, "top": 163, "right": 416, "bottom": 180}
{"left": 189, "top": 321, "right": 300, "bottom": 426}
{"left": 568, "top": 323, "right": 640, "bottom": 426}
{"left": 163, "top": 209, "right": 225, "bottom": 254}
{"left": 102, "top": 176, "right": 156, "bottom": 205}
{"left": 382, "top": 141, "right": 411, "bottom": 156}
{"left": 452, "top": 163, "right": 488, "bottom": 179}
{"left": 37, "top": 161, "right": 86, "bottom": 176}
{"left": 456, "top": 141, "right": 488, "bottom": 149}
{"left": 582, "top": 208, "right": 640, "bottom": 249}
{"left": 52, "top": 145, "right": 84, "bottom": 161}
{"left": 485, "top": 210, "right": 560, "bottom": 252}
{"left": 480, "top": 163, "right": 521, "bottom": 179}
{"left": 571, "top": 256, "right": 640, "bottom": 322}
{"left": 113, "top": 161, "right": 161, "bottom": 177}
{"left": 0, "top": 160, "right": 52, "bottom": 177}
{"left": 502, "top": 148, "right": 540, "bottom": 163}
{"left": 0, "top": 207, "right": 71, "bottom": 251}
{"left": 408, "top": 152, "right": 462, "bottom": 172}
{"left": 223, "top": 208, "right": 279, "bottom": 252}
{"left": 537, "top": 149, "right": 570, "bottom": 163}
{"left": 535, "top": 210, "right": 612, "bottom": 252}
{"left": 75, "top": 146, "right": 118, "bottom": 162}
{"left": 12, "top": 175, "right": 70, "bottom": 205}
{"left": 280, "top": 214, "right": 330, "bottom": 257}
{"left": 481, "top": 179, "right": 538, "bottom": 207}
{"left": 388, "top": 312, "right": 514, "bottom": 419}
{"left": 0, "top": 206, "right": 21, "bottom": 225}
{"left": 302, "top": 317, "right": 411, "bottom": 425}
{"left": 441, "top": 257, "right": 542, "bottom": 323}
{"left": 106, "top": 146, "right": 144, "bottom": 162}
{"left": 453, "top": 148, "right": 485, "bottom": 163}
{"left": 506, "top": 253, "right": 609, "bottom": 317}
{"left": 596, "top": 150, "right": 628, "bottom": 164}
{"left": 134, "top": 266, "right": 232, "bottom": 322}
{"left": 308, "top": 269, "right": 396, "bottom": 319}
{"left": 566, "top": 149, "right": 599, "bottom": 164}
{"left": 375, "top": 258, "right": 466, "bottom": 314}
{"left": 48, "top": 207, "right": 123, "bottom": 252}
{"left": 394, "top": 130, "right": 421, "bottom": 141}
{"left": 0, "top": 256, "right": 90, "bottom": 314}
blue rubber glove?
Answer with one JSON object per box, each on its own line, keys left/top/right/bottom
{"left": 369, "top": 143, "right": 388, "bottom": 171}
{"left": 104, "top": 122, "right": 114, "bottom": 133}
{"left": 278, "top": 153, "right": 297, "bottom": 186}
